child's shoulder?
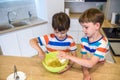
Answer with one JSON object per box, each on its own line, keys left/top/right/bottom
{"left": 100, "top": 36, "right": 109, "bottom": 44}
{"left": 67, "top": 34, "right": 74, "bottom": 39}
{"left": 50, "top": 33, "right": 55, "bottom": 38}
{"left": 44, "top": 33, "right": 55, "bottom": 38}
{"left": 81, "top": 36, "right": 88, "bottom": 41}
{"left": 101, "top": 36, "right": 108, "bottom": 41}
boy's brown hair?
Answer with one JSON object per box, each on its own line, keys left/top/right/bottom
{"left": 52, "top": 12, "right": 70, "bottom": 32}
{"left": 79, "top": 8, "right": 104, "bottom": 27}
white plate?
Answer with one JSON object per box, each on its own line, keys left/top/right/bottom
{"left": 7, "top": 71, "right": 26, "bottom": 80}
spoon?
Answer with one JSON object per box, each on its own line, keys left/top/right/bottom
{"left": 14, "top": 65, "right": 20, "bottom": 80}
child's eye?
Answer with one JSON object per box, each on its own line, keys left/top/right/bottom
{"left": 82, "top": 26, "right": 88, "bottom": 29}
{"left": 55, "top": 31, "right": 59, "bottom": 34}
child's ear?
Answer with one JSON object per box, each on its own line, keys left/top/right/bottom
{"left": 95, "top": 22, "right": 100, "bottom": 29}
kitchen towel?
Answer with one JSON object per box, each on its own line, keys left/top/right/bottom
{"left": 111, "top": 12, "right": 117, "bottom": 24}
{"left": 65, "top": 8, "right": 70, "bottom": 16}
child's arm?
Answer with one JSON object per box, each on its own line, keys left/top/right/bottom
{"left": 58, "top": 51, "right": 100, "bottom": 68}
{"left": 29, "top": 38, "right": 45, "bottom": 60}
{"left": 57, "top": 51, "right": 77, "bottom": 73}
{"left": 81, "top": 54, "right": 91, "bottom": 78}
{"left": 69, "top": 51, "right": 77, "bottom": 66}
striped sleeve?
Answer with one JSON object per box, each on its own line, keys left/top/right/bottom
{"left": 68, "top": 35, "right": 77, "bottom": 51}
{"left": 37, "top": 37, "right": 43, "bottom": 45}
{"left": 80, "top": 37, "right": 87, "bottom": 54}
{"left": 70, "top": 41, "right": 77, "bottom": 51}
{"left": 37, "top": 35, "right": 49, "bottom": 46}
{"left": 94, "top": 37, "right": 109, "bottom": 59}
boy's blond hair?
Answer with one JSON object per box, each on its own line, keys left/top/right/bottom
{"left": 79, "top": 8, "right": 104, "bottom": 27}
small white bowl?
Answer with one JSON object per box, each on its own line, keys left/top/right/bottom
{"left": 7, "top": 71, "right": 26, "bottom": 80}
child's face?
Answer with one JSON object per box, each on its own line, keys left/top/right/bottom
{"left": 54, "top": 30, "right": 67, "bottom": 40}
{"left": 81, "top": 22, "right": 100, "bottom": 38}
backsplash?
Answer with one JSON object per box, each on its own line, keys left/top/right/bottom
{"left": 0, "top": 0, "right": 37, "bottom": 25}
{"left": 65, "top": 2, "right": 106, "bottom": 13}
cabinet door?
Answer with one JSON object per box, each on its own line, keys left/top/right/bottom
{"left": 16, "top": 28, "right": 36, "bottom": 57}
{"left": 0, "top": 32, "right": 21, "bottom": 56}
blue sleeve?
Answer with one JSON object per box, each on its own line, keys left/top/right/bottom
{"left": 81, "top": 51, "right": 87, "bottom": 54}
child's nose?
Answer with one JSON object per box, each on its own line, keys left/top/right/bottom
{"left": 58, "top": 33, "right": 62, "bottom": 37}
{"left": 83, "top": 28, "right": 86, "bottom": 33}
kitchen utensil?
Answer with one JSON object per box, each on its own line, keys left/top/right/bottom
{"left": 42, "top": 51, "right": 69, "bottom": 73}
{"left": 14, "top": 65, "right": 19, "bottom": 80}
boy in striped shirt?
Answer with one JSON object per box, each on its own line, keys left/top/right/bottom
{"left": 30, "top": 12, "right": 77, "bottom": 73}
{"left": 58, "top": 8, "right": 109, "bottom": 80}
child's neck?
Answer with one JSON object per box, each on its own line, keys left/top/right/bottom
{"left": 89, "top": 32, "right": 102, "bottom": 43}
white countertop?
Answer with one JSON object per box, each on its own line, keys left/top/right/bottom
{"left": 0, "top": 17, "right": 47, "bottom": 35}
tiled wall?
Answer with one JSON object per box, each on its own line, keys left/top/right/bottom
{"left": 0, "top": 0, "right": 37, "bottom": 24}
{"left": 65, "top": 2, "right": 106, "bottom": 13}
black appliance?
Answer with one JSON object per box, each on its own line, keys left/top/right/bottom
{"left": 85, "top": 0, "right": 107, "bottom": 2}
{"left": 115, "top": 14, "right": 120, "bottom": 26}
{"left": 102, "top": 27, "right": 120, "bottom": 39}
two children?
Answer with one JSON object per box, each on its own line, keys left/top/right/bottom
{"left": 30, "top": 12, "right": 77, "bottom": 73}
{"left": 30, "top": 8, "right": 109, "bottom": 80}
{"left": 58, "top": 8, "right": 109, "bottom": 80}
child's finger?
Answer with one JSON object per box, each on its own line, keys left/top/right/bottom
{"left": 57, "top": 53, "right": 63, "bottom": 59}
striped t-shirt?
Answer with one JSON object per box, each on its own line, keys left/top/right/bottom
{"left": 80, "top": 36, "right": 109, "bottom": 61}
{"left": 38, "top": 33, "right": 77, "bottom": 53}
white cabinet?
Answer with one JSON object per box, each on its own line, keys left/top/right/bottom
{"left": 0, "top": 32, "right": 21, "bottom": 56}
{"left": 0, "top": 28, "right": 35, "bottom": 57}
{"left": 16, "top": 28, "right": 36, "bottom": 57}
{"left": 65, "top": 0, "right": 85, "bottom": 2}
{"left": 0, "top": 23, "right": 48, "bottom": 57}
{"left": 68, "top": 18, "right": 84, "bottom": 44}
{"left": 17, "top": 23, "right": 48, "bottom": 57}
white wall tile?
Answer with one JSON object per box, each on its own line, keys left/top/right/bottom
{"left": 0, "top": 0, "right": 37, "bottom": 24}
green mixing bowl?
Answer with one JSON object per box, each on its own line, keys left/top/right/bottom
{"left": 42, "top": 51, "right": 69, "bottom": 73}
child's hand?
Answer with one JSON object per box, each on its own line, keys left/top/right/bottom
{"left": 38, "top": 53, "right": 45, "bottom": 60}
{"left": 57, "top": 51, "right": 68, "bottom": 59}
